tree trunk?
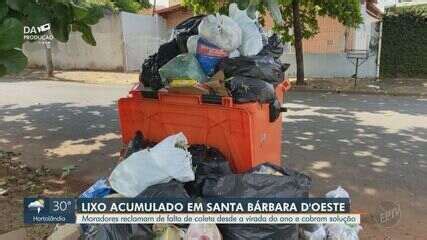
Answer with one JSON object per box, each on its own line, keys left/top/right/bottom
{"left": 44, "top": 42, "right": 53, "bottom": 77}
{"left": 292, "top": 0, "right": 304, "bottom": 85}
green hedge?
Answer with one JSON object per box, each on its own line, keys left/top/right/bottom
{"left": 380, "top": 6, "right": 427, "bottom": 78}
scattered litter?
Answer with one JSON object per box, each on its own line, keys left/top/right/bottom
{"left": 185, "top": 144, "right": 233, "bottom": 198}
{"left": 61, "top": 165, "right": 76, "bottom": 179}
{"left": 80, "top": 178, "right": 112, "bottom": 198}
{"left": 300, "top": 224, "right": 327, "bottom": 240}
{"left": 109, "top": 133, "right": 194, "bottom": 197}
{"left": 324, "top": 186, "right": 362, "bottom": 240}
{"left": 252, "top": 164, "right": 283, "bottom": 176}
{"left": 154, "top": 224, "right": 185, "bottom": 240}
{"left": 186, "top": 224, "right": 222, "bottom": 240}
{"left": 325, "top": 186, "right": 350, "bottom": 199}
{"left": 0, "top": 187, "right": 8, "bottom": 195}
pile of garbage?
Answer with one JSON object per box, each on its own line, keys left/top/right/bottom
{"left": 140, "top": 3, "right": 289, "bottom": 107}
{"left": 78, "top": 132, "right": 361, "bottom": 240}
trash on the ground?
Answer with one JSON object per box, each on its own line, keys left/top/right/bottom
{"left": 123, "top": 131, "right": 144, "bottom": 159}
{"left": 205, "top": 71, "right": 230, "bottom": 97}
{"left": 153, "top": 224, "right": 184, "bottom": 240}
{"left": 0, "top": 187, "right": 8, "bottom": 195}
{"left": 300, "top": 224, "right": 327, "bottom": 240}
{"left": 220, "top": 55, "right": 285, "bottom": 85}
{"left": 202, "top": 163, "right": 310, "bottom": 240}
{"left": 252, "top": 164, "right": 283, "bottom": 176}
{"left": 185, "top": 223, "right": 222, "bottom": 240}
{"left": 219, "top": 224, "right": 299, "bottom": 240}
{"left": 79, "top": 178, "right": 112, "bottom": 198}
{"left": 109, "top": 133, "right": 194, "bottom": 197}
{"left": 159, "top": 54, "right": 207, "bottom": 84}
{"left": 226, "top": 76, "right": 276, "bottom": 103}
{"left": 203, "top": 163, "right": 311, "bottom": 198}
{"left": 83, "top": 224, "right": 154, "bottom": 240}
{"left": 139, "top": 180, "right": 190, "bottom": 198}
{"left": 48, "top": 224, "right": 80, "bottom": 240}
{"left": 229, "top": 3, "right": 263, "bottom": 56}
{"left": 61, "top": 165, "right": 76, "bottom": 178}
{"left": 325, "top": 224, "right": 362, "bottom": 240}
{"left": 195, "top": 38, "right": 229, "bottom": 76}
{"left": 198, "top": 14, "right": 242, "bottom": 52}
{"left": 185, "top": 144, "right": 233, "bottom": 198}
{"left": 325, "top": 186, "right": 350, "bottom": 199}
{"left": 324, "top": 186, "right": 361, "bottom": 240}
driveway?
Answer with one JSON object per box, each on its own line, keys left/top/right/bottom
{"left": 0, "top": 80, "right": 426, "bottom": 239}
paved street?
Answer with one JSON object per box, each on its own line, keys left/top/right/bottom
{"left": 0, "top": 80, "right": 426, "bottom": 239}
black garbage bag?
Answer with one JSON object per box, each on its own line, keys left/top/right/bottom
{"left": 174, "top": 15, "right": 205, "bottom": 53}
{"left": 140, "top": 16, "right": 204, "bottom": 90}
{"left": 202, "top": 163, "right": 311, "bottom": 198}
{"left": 269, "top": 98, "right": 282, "bottom": 122}
{"left": 219, "top": 55, "right": 285, "bottom": 85}
{"left": 185, "top": 145, "right": 233, "bottom": 198}
{"left": 259, "top": 33, "right": 284, "bottom": 59}
{"left": 83, "top": 181, "right": 189, "bottom": 240}
{"left": 226, "top": 76, "right": 276, "bottom": 104}
{"left": 83, "top": 224, "right": 153, "bottom": 240}
{"left": 202, "top": 163, "right": 311, "bottom": 240}
{"left": 138, "top": 180, "right": 190, "bottom": 198}
{"left": 218, "top": 224, "right": 298, "bottom": 240}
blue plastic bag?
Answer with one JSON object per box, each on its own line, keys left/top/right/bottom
{"left": 80, "top": 178, "right": 112, "bottom": 198}
{"left": 196, "top": 38, "right": 229, "bottom": 76}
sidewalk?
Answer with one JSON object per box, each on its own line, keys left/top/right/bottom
{"left": 3, "top": 69, "right": 426, "bottom": 96}
{"left": 290, "top": 77, "right": 427, "bottom": 97}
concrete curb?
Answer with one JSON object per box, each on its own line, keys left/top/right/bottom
{"left": 290, "top": 87, "right": 426, "bottom": 97}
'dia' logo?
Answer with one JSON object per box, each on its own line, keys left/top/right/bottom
{"left": 28, "top": 199, "right": 45, "bottom": 214}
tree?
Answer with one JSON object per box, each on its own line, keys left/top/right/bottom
{"left": 183, "top": 0, "right": 363, "bottom": 85}
{"left": 0, "top": 0, "right": 150, "bottom": 77}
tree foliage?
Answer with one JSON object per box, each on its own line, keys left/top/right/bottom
{"left": 0, "top": 0, "right": 150, "bottom": 77}
{"left": 183, "top": 0, "right": 362, "bottom": 43}
{"left": 380, "top": 4, "right": 427, "bottom": 78}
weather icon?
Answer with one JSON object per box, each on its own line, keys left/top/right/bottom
{"left": 28, "top": 199, "right": 45, "bottom": 214}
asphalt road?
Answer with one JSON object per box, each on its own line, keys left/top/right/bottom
{"left": 0, "top": 80, "right": 426, "bottom": 239}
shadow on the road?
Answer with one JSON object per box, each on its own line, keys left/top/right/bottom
{"left": 282, "top": 92, "right": 427, "bottom": 237}
{"left": 0, "top": 102, "right": 122, "bottom": 183}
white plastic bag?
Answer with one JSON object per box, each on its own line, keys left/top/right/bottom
{"left": 109, "top": 133, "right": 194, "bottom": 197}
{"left": 185, "top": 224, "right": 222, "bottom": 240}
{"left": 325, "top": 224, "right": 362, "bottom": 240}
{"left": 187, "top": 35, "right": 200, "bottom": 54}
{"left": 325, "top": 186, "right": 350, "bottom": 199}
{"left": 301, "top": 224, "right": 327, "bottom": 240}
{"left": 198, "top": 14, "right": 242, "bottom": 52}
{"left": 229, "top": 3, "right": 263, "bottom": 56}
{"left": 324, "top": 186, "right": 361, "bottom": 240}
